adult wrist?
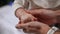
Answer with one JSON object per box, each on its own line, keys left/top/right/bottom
{"left": 47, "top": 26, "right": 59, "bottom": 34}
{"left": 39, "top": 26, "right": 51, "bottom": 34}
{"left": 44, "top": 26, "right": 51, "bottom": 34}
{"left": 54, "top": 30, "right": 60, "bottom": 34}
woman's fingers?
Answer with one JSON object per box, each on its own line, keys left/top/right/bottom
{"left": 16, "top": 21, "right": 41, "bottom": 29}
{"left": 16, "top": 23, "right": 29, "bottom": 29}
{"left": 23, "top": 27, "right": 40, "bottom": 33}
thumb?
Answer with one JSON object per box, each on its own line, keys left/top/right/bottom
{"left": 16, "top": 23, "right": 29, "bottom": 29}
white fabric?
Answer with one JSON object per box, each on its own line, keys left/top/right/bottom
{"left": 32, "top": 0, "right": 60, "bottom": 8}
{"left": 13, "top": 0, "right": 27, "bottom": 11}
{"left": 13, "top": 0, "right": 60, "bottom": 11}
{"left": 0, "top": 5, "right": 25, "bottom": 34}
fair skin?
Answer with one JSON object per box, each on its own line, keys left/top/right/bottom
{"left": 15, "top": 8, "right": 37, "bottom": 24}
{"left": 27, "top": 9, "right": 60, "bottom": 24}
{"left": 27, "top": 9, "right": 57, "bottom": 25}
{"left": 16, "top": 21, "right": 51, "bottom": 34}
{"left": 15, "top": 8, "right": 60, "bottom": 34}
{"left": 16, "top": 21, "right": 60, "bottom": 34}
{"left": 54, "top": 30, "right": 60, "bottom": 34}
{"left": 16, "top": 0, "right": 60, "bottom": 31}
{"left": 15, "top": 8, "right": 57, "bottom": 25}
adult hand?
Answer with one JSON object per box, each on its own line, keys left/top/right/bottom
{"left": 16, "top": 21, "right": 51, "bottom": 34}
{"left": 27, "top": 9, "right": 57, "bottom": 25}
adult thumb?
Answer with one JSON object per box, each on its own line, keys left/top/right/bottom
{"left": 16, "top": 23, "right": 29, "bottom": 29}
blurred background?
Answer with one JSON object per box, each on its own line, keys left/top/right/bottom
{"left": 0, "top": 0, "right": 14, "bottom": 7}
{"left": 0, "top": 0, "right": 24, "bottom": 34}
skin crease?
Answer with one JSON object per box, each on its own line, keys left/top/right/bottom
{"left": 15, "top": 1, "right": 60, "bottom": 33}
{"left": 15, "top": 8, "right": 37, "bottom": 24}
{"left": 15, "top": 8, "right": 60, "bottom": 34}
{"left": 16, "top": 8, "right": 57, "bottom": 25}
{"left": 55, "top": 10, "right": 60, "bottom": 24}
{"left": 26, "top": 9, "right": 57, "bottom": 25}
{"left": 16, "top": 21, "right": 51, "bottom": 34}
{"left": 28, "top": 9, "right": 60, "bottom": 24}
